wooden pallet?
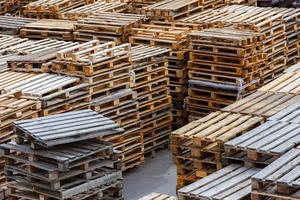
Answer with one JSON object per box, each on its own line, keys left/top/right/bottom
{"left": 4, "top": 73, "right": 91, "bottom": 116}
{"left": 251, "top": 147, "right": 300, "bottom": 200}
{"left": 130, "top": 24, "right": 191, "bottom": 50}
{"left": 1, "top": 140, "right": 123, "bottom": 200}
{"left": 59, "top": 1, "right": 127, "bottom": 20}
{"left": 73, "top": 12, "right": 146, "bottom": 43}
{"left": 224, "top": 120, "right": 300, "bottom": 166}
{"left": 171, "top": 111, "right": 263, "bottom": 188}
{"left": 139, "top": 193, "right": 177, "bottom": 200}
{"left": 178, "top": 164, "right": 260, "bottom": 200}
{"left": 15, "top": 109, "right": 123, "bottom": 147}
{"left": 141, "top": 0, "right": 224, "bottom": 21}
{"left": 23, "top": 0, "right": 89, "bottom": 19}
{"left": 221, "top": 91, "right": 300, "bottom": 118}
{"left": 258, "top": 72, "right": 300, "bottom": 94}
{"left": 268, "top": 102, "right": 300, "bottom": 123}
{"left": 0, "top": 16, "right": 36, "bottom": 35}
{"left": 20, "top": 19, "right": 74, "bottom": 40}
{"left": 0, "top": 71, "right": 36, "bottom": 94}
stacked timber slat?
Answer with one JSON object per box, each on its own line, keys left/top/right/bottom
{"left": 140, "top": 0, "right": 224, "bottom": 21}
{"left": 20, "top": 19, "right": 75, "bottom": 40}
{"left": 186, "top": 28, "right": 265, "bottom": 120}
{"left": 178, "top": 164, "right": 260, "bottom": 200}
{"left": 23, "top": 0, "right": 93, "bottom": 19}
{"left": 0, "top": 16, "right": 36, "bottom": 35}
{"left": 0, "top": 55, "right": 22, "bottom": 72}
{"left": 0, "top": 36, "right": 29, "bottom": 54}
{"left": 52, "top": 41, "right": 143, "bottom": 169}
{"left": 1, "top": 110, "right": 124, "bottom": 200}
{"left": 131, "top": 45, "right": 172, "bottom": 156}
{"left": 4, "top": 73, "right": 90, "bottom": 116}
{"left": 73, "top": 12, "right": 146, "bottom": 44}
{"left": 170, "top": 111, "right": 264, "bottom": 188}
{"left": 251, "top": 147, "right": 300, "bottom": 200}
{"left": 59, "top": 1, "right": 128, "bottom": 20}
{"left": 91, "top": 89, "right": 143, "bottom": 170}
{"left": 130, "top": 24, "right": 191, "bottom": 129}
{"left": 139, "top": 193, "right": 177, "bottom": 200}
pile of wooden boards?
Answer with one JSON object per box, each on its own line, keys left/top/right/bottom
{"left": 225, "top": 0, "right": 257, "bottom": 5}
{"left": 0, "top": 109, "right": 124, "bottom": 200}
{"left": 131, "top": 45, "right": 172, "bottom": 156}
{"left": 129, "top": 0, "right": 163, "bottom": 14}
{"left": 139, "top": 193, "right": 177, "bottom": 199}
{"left": 59, "top": 1, "right": 128, "bottom": 20}
{"left": 186, "top": 28, "right": 265, "bottom": 120}
{"left": 20, "top": 19, "right": 75, "bottom": 40}
{"left": 73, "top": 12, "right": 146, "bottom": 44}
{"left": 140, "top": 0, "right": 224, "bottom": 21}
{"left": 130, "top": 24, "right": 191, "bottom": 129}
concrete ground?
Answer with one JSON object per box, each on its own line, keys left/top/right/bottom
{"left": 124, "top": 149, "right": 177, "bottom": 200}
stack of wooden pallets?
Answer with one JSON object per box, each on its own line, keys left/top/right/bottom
{"left": 20, "top": 19, "right": 75, "bottom": 40}
{"left": 140, "top": 0, "right": 224, "bottom": 21}
{"left": 0, "top": 92, "right": 40, "bottom": 187}
{"left": 4, "top": 73, "right": 90, "bottom": 116}
{"left": 181, "top": 5, "right": 290, "bottom": 83}
{"left": 91, "top": 89, "right": 143, "bottom": 171}
{"left": 170, "top": 111, "right": 264, "bottom": 189}
{"left": 178, "top": 164, "right": 260, "bottom": 200}
{"left": 130, "top": 24, "right": 191, "bottom": 129}
{"left": 23, "top": 0, "right": 92, "bottom": 19}
{"left": 52, "top": 41, "right": 132, "bottom": 100}
{"left": 131, "top": 45, "right": 172, "bottom": 156}
{"left": 59, "top": 1, "right": 128, "bottom": 20}
{"left": 251, "top": 147, "right": 300, "bottom": 200}
{"left": 139, "top": 193, "right": 177, "bottom": 200}
{"left": 73, "top": 12, "right": 146, "bottom": 44}
{"left": 186, "top": 28, "right": 265, "bottom": 120}
{"left": 129, "top": 0, "right": 162, "bottom": 14}
{"left": 281, "top": 8, "right": 300, "bottom": 66}
{"left": 52, "top": 41, "right": 144, "bottom": 169}
{"left": 1, "top": 110, "right": 124, "bottom": 200}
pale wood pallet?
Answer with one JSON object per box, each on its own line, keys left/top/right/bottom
{"left": 60, "top": 1, "right": 128, "bottom": 20}
{"left": 0, "top": 71, "right": 36, "bottom": 94}
{"left": 139, "top": 193, "right": 177, "bottom": 200}
{"left": 4, "top": 73, "right": 91, "bottom": 117}
{"left": 141, "top": 0, "right": 224, "bottom": 21}
{"left": 221, "top": 91, "right": 300, "bottom": 118}
{"left": 73, "top": 12, "right": 146, "bottom": 43}
{"left": 0, "top": 16, "right": 36, "bottom": 35}
{"left": 20, "top": 19, "right": 74, "bottom": 40}
{"left": 258, "top": 72, "right": 300, "bottom": 94}
{"left": 224, "top": 120, "right": 300, "bottom": 166}
{"left": 251, "top": 147, "right": 300, "bottom": 200}
{"left": 178, "top": 164, "right": 260, "bottom": 200}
